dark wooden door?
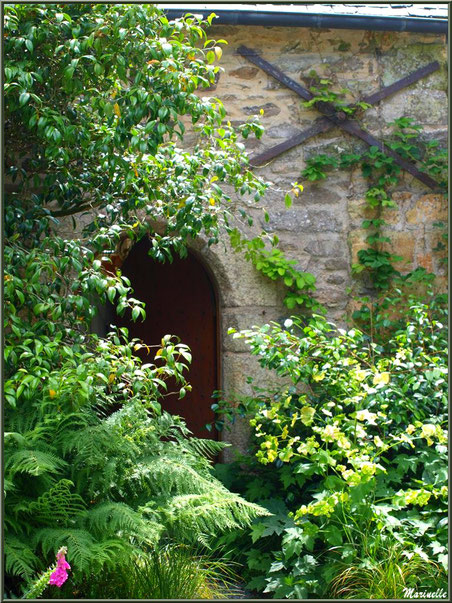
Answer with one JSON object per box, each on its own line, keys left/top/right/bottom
{"left": 116, "top": 238, "right": 218, "bottom": 440}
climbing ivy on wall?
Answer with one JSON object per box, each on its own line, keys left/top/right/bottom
{"left": 301, "top": 115, "right": 447, "bottom": 296}
{"left": 228, "top": 71, "right": 448, "bottom": 319}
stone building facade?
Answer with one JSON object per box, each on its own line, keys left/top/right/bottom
{"left": 183, "top": 16, "right": 448, "bottom": 456}
{"left": 89, "top": 8, "right": 447, "bottom": 457}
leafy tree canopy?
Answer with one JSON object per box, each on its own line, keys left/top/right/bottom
{"left": 5, "top": 2, "right": 267, "bottom": 248}
{"left": 4, "top": 3, "right": 272, "bottom": 596}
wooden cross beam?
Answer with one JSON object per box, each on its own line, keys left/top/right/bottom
{"left": 237, "top": 45, "right": 440, "bottom": 190}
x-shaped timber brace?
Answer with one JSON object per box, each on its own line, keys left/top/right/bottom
{"left": 237, "top": 46, "right": 441, "bottom": 190}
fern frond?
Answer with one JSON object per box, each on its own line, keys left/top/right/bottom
{"left": 84, "top": 502, "right": 162, "bottom": 544}
{"left": 6, "top": 449, "right": 67, "bottom": 476}
{"left": 4, "top": 431, "right": 28, "bottom": 447}
{"left": 28, "top": 479, "right": 86, "bottom": 525}
{"left": 128, "top": 455, "right": 216, "bottom": 496}
{"left": 54, "top": 412, "right": 93, "bottom": 452}
{"left": 89, "top": 538, "right": 134, "bottom": 570}
{"left": 5, "top": 410, "right": 39, "bottom": 434}
{"left": 162, "top": 492, "right": 270, "bottom": 543}
{"left": 4, "top": 477, "right": 16, "bottom": 493}
{"left": 63, "top": 423, "right": 138, "bottom": 462}
{"left": 34, "top": 528, "right": 131, "bottom": 576}
{"left": 5, "top": 536, "right": 41, "bottom": 579}
{"left": 182, "top": 437, "right": 228, "bottom": 459}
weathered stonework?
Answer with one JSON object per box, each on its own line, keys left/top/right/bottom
{"left": 62, "top": 24, "right": 446, "bottom": 461}
{"left": 196, "top": 24, "right": 447, "bottom": 458}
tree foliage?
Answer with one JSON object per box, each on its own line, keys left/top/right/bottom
{"left": 4, "top": 3, "right": 273, "bottom": 596}
{"left": 5, "top": 3, "right": 270, "bottom": 242}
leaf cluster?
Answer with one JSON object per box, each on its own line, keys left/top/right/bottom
{"left": 214, "top": 303, "right": 448, "bottom": 597}
{"left": 4, "top": 4, "right": 273, "bottom": 597}
{"left": 301, "top": 118, "right": 447, "bottom": 292}
{"left": 228, "top": 228, "right": 322, "bottom": 312}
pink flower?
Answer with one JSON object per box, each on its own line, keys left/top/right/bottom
{"left": 49, "top": 567, "right": 68, "bottom": 587}
{"left": 49, "top": 547, "right": 71, "bottom": 588}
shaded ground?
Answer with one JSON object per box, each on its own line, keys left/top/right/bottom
{"left": 223, "top": 582, "right": 268, "bottom": 599}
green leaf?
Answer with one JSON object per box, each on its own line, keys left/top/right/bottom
{"left": 250, "top": 522, "right": 267, "bottom": 543}
{"left": 19, "top": 91, "right": 30, "bottom": 106}
{"left": 324, "top": 524, "right": 343, "bottom": 546}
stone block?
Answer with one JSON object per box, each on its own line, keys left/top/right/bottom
{"left": 381, "top": 89, "right": 447, "bottom": 126}
{"left": 326, "top": 272, "right": 347, "bottom": 285}
{"left": 220, "top": 416, "right": 252, "bottom": 462}
{"left": 265, "top": 209, "right": 345, "bottom": 233}
{"left": 266, "top": 122, "right": 301, "bottom": 140}
{"left": 314, "top": 28, "right": 367, "bottom": 55}
{"left": 427, "top": 230, "right": 448, "bottom": 272}
{"left": 405, "top": 194, "right": 448, "bottom": 226}
{"left": 303, "top": 236, "right": 346, "bottom": 258}
{"left": 392, "top": 191, "right": 414, "bottom": 204}
{"left": 229, "top": 66, "right": 259, "bottom": 79}
{"left": 415, "top": 252, "right": 433, "bottom": 273}
{"left": 350, "top": 229, "right": 375, "bottom": 265}
{"left": 242, "top": 102, "right": 281, "bottom": 117}
{"left": 244, "top": 137, "right": 264, "bottom": 151}
{"left": 221, "top": 306, "right": 285, "bottom": 353}
{"left": 348, "top": 195, "right": 405, "bottom": 228}
{"left": 381, "top": 207, "right": 403, "bottom": 228}
{"left": 222, "top": 351, "right": 287, "bottom": 399}
{"left": 374, "top": 31, "right": 446, "bottom": 54}
{"left": 346, "top": 226, "right": 414, "bottom": 271}
{"left": 299, "top": 181, "right": 346, "bottom": 206}
{"left": 348, "top": 198, "right": 378, "bottom": 224}
{"left": 324, "top": 257, "right": 350, "bottom": 271}
{"left": 433, "top": 275, "right": 447, "bottom": 294}
{"left": 381, "top": 231, "right": 416, "bottom": 271}
{"left": 314, "top": 284, "right": 349, "bottom": 307}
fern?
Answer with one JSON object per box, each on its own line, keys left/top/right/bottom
{"left": 5, "top": 301, "right": 269, "bottom": 595}
{"left": 129, "top": 455, "right": 218, "bottom": 496}
{"left": 4, "top": 431, "right": 28, "bottom": 447}
{"left": 54, "top": 412, "right": 91, "bottom": 449}
{"left": 182, "top": 436, "right": 228, "bottom": 459}
{"left": 6, "top": 449, "right": 67, "bottom": 476}
{"left": 84, "top": 502, "right": 162, "bottom": 544}
{"left": 5, "top": 537, "right": 41, "bottom": 579}
{"left": 27, "top": 479, "right": 86, "bottom": 525}
{"left": 34, "top": 528, "right": 132, "bottom": 577}
{"left": 162, "top": 492, "right": 271, "bottom": 543}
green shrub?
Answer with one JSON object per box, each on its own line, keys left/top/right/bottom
{"left": 4, "top": 3, "right": 271, "bottom": 597}
{"left": 214, "top": 300, "right": 448, "bottom": 598}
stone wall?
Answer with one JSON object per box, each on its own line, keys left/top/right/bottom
{"left": 191, "top": 25, "right": 447, "bottom": 458}
{"left": 59, "top": 24, "right": 448, "bottom": 459}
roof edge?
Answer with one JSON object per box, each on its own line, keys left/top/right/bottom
{"left": 163, "top": 8, "right": 448, "bottom": 34}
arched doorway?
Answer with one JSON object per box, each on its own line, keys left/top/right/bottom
{"left": 114, "top": 237, "right": 219, "bottom": 440}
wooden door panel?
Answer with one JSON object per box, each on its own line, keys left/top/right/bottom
{"left": 116, "top": 238, "right": 218, "bottom": 440}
